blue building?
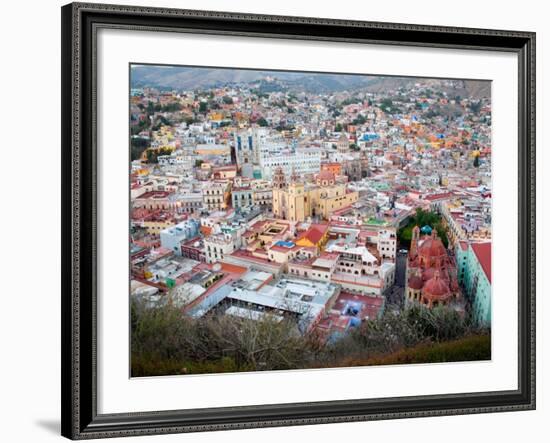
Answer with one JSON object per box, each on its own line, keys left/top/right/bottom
{"left": 456, "top": 241, "right": 491, "bottom": 326}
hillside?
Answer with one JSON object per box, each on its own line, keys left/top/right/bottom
{"left": 130, "top": 65, "right": 490, "bottom": 97}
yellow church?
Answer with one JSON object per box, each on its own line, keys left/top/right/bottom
{"left": 271, "top": 167, "right": 358, "bottom": 222}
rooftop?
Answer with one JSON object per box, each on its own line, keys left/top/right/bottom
{"left": 471, "top": 242, "right": 492, "bottom": 283}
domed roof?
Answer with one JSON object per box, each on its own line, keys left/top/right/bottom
{"left": 418, "top": 235, "right": 447, "bottom": 259}
{"left": 422, "top": 266, "right": 448, "bottom": 282}
{"left": 317, "top": 170, "right": 335, "bottom": 182}
{"left": 423, "top": 271, "right": 451, "bottom": 300}
{"left": 408, "top": 274, "right": 423, "bottom": 290}
{"left": 420, "top": 225, "right": 433, "bottom": 234}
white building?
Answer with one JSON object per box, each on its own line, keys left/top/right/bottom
{"left": 234, "top": 127, "right": 269, "bottom": 167}
{"left": 376, "top": 228, "right": 397, "bottom": 261}
{"left": 204, "top": 233, "right": 237, "bottom": 264}
{"left": 260, "top": 148, "right": 321, "bottom": 180}
{"left": 202, "top": 181, "right": 230, "bottom": 211}
{"left": 160, "top": 220, "right": 200, "bottom": 255}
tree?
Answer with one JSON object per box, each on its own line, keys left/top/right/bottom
{"left": 131, "top": 137, "right": 150, "bottom": 161}
{"left": 352, "top": 114, "right": 366, "bottom": 125}
{"left": 222, "top": 96, "right": 233, "bottom": 105}
{"left": 335, "top": 123, "right": 343, "bottom": 132}
{"left": 257, "top": 118, "right": 268, "bottom": 127}
{"left": 161, "top": 102, "right": 181, "bottom": 112}
{"left": 397, "top": 208, "right": 449, "bottom": 247}
{"left": 436, "top": 224, "right": 449, "bottom": 248}
{"left": 469, "top": 101, "right": 482, "bottom": 114}
{"left": 130, "top": 298, "right": 487, "bottom": 377}
{"left": 380, "top": 98, "right": 393, "bottom": 112}
{"left": 198, "top": 101, "right": 208, "bottom": 113}
{"left": 145, "top": 147, "right": 172, "bottom": 164}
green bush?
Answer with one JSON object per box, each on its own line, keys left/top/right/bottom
{"left": 130, "top": 299, "right": 490, "bottom": 376}
{"left": 398, "top": 208, "right": 448, "bottom": 247}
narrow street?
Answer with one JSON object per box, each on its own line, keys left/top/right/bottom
{"left": 385, "top": 252, "right": 407, "bottom": 308}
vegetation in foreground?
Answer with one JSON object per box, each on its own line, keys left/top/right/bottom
{"left": 398, "top": 208, "right": 449, "bottom": 248}
{"left": 131, "top": 299, "right": 490, "bottom": 377}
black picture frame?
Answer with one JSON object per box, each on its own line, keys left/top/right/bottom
{"left": 61, "top": 2, "right": 536, "bottom": 439}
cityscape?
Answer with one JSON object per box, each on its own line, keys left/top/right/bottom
{"left": 129, "top": 65, "right": 492, "bottom": 376}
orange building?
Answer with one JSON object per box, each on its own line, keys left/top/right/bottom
{"left": 296, "top": 224, "right": 330, "bottom": 251}
{"left": 321, "top": 162, "right": 342, "bottom": 176}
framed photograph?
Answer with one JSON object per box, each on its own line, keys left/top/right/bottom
{"left": 61, "top": 2, "right": 536, "bottom": 439}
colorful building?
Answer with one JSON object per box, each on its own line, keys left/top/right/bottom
{"left": 272, "top": 168, "right": 358, "bottom": 222}
{"left": 405, "top": 226, "right": 461, "bottom": 309}
{"left": 455, "top": 241, "right": 491, "bottom": 326}
{"left": 321, "top": 162, "right": 342, "bottom": 176}
{"left": 296, "top": 224, "right": 330, "bottom": 251}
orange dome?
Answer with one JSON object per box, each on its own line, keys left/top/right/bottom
{"left": 423, "top": 267, "right": 449, "bottom": 282}
{"left": 408, "top": 274, "right": 423, "bottom": 290}
{"left": 418, "top": 235, "right": 446, "bottom": 260}
{"left": 317, "top": 170, "right": 335, "bottom": 182}
{"left": 423, "top": 271, "right": 451, "bottom": 301}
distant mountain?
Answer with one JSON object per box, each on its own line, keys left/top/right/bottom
{"left": 130, "top": 65, "right": 490, "bottom": 98}
{"left": 130, "top": 65, "right": 376, "bottom": 92}
{"left": 131, "top": 66, "right": 266, "bottom": 90}
{"left": 463, "top": 80, "right": 491, "bottom": 99}
{"left": 360, "top": 76, "right": 490, "bottom": 99}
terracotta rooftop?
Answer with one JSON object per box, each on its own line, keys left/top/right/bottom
{"left": 471, "top": 242, "right": 492, "bottom": 283}
{"left": 298, "top": 226, "right": 326, "bottom": 245}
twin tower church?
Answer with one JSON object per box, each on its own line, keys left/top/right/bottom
{"left": 271, "top": 166, "right": 358, "bottom": 223}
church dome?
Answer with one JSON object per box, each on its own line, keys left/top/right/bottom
{"left": 422, "top": 266, "right": 448, "bottom": 282}
{"left": 317, "top": 170, "right": 335, "bottom": 181}
{"left": 423, "top": 270, "right": 451, "bottom": 301}
{"left": 408, "top": 274, "right": 423, "bottom": 290}
{"left": 418, "top": 235, "right": 447, "bottom": 260}
{"left": 316, "top": 170, "right": 336, "bottom": 186}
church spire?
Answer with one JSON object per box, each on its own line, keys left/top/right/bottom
{"left": 290, "top": 167, "right": 300, "bottom": 184}
{"left": 272, "top": 166, "right": 286, "bottom": 189}
{"left": 410, "top": 225, "right": 420, "bottom": 257}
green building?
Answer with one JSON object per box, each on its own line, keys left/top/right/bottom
{"left": 455, "top": 241, "right": 491, "bottom": 326}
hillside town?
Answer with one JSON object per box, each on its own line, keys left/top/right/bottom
{"left": 130, "top": 66, "right": 492, "bottom": 347}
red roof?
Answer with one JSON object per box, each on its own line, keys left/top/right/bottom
{"left": 424, "top": 192, "right": 453, "bottom": 201}
{"left": 220, "top": 262, "right": 248, "bottom": 275}
{"left": 471, "top": 242, "right": 491, "bottom": 283}
{"left": 137, "top": 190, "right": 172, "bottom": 199}
{"left": 418, "top": 235, "right": 447, "bottom": 259}
{"left": 299, "top": 228, "right": 323, "bottom": 244}
{"left": 408, "top": 274, "right": 424, "bottom": 290}
{"left": 298, "top": 224, "right": 328, "bottom": 245}
{"left": 423, "top": 271, "right": 452, "bottom": 300}
{"left": 317, "top": 170, "right": 335, "bottom": 181}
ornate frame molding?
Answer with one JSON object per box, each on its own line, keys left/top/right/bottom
{"left": 61, "top": 2, "right": 535, "bottom": 439}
